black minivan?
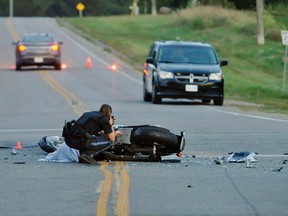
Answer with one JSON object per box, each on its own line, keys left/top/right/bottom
{"left": 143, "top": 40, "right": 228, "bottom": 105}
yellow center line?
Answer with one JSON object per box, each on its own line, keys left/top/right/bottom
{"left": 5, "top": 18, "right": 19, "bottom": 41}
{"left": 115, "top": 162, "right": 130, "bottom": 216}
{"left": 97, "top": 162, "right": 113, "bottom": 216}
{"left": 38, "top": 72, "right": 88, "bottom": 116}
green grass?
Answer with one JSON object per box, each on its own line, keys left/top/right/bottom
{"left": 59, "top": 6, "right": 288, "bottom": 114}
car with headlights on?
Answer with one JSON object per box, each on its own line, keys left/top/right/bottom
{"left": 13, "top": 33, "right": 63, "bottom": 71}
{"left": 143, "top": 40, "right": 228, "bottom": 105}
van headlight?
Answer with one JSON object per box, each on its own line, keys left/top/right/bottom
{"left": 209, "top": 72, "right": 222, "bottom": 81}
{"left": 158, "top": 71, "right": 174, "bottom": 79}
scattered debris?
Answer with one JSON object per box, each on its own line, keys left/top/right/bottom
{"left": 272, "top": 167, "right": 283, "bottom": 172}
{"left": 214, "top": 156, "right": 225, "bottom": 165}
{"left": 22, "top": 145, "right": 38, "bottom": 148}
{"left": 0, "top": 146, "right": 11, "bottom": 149}
{"left": 13, "top": 161, "right": 26, "bottom": 164}
{"left": 227, "top": 152, "right": 257, "bottom": 163}
{"left": 161, "top": 159, "right": 181, "bottom": 163}
{"left": 245, "top": 158, "right": 253, "bottom": 168}
{"left": 283, "top": 160, "right": 288, "bottom": 165}
{"left": 11, "top": 148, "right": 18, "bottom": 155}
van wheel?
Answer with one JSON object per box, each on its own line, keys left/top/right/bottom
{"left": 54, "top": 63, "right": 61, "bottom": 70}
{"left": 143, "top": 83, "right": 152, "bottom": 102}
{"left": 213, "top": 97, "right": 224, "bottom": 106}
{"left": 16, "top": 64, "right": 21, "bottom": 71}
{"left": 152, "top": 82, "right": 161, "bottom": 104}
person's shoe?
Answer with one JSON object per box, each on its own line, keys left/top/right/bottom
{"left": 79, "top": 153, "right": 97, "bottom": 164}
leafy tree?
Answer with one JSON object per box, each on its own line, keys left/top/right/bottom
{"left": 0, "top": 0, "right": 286, "bottom": 17}
{"left": 228, "top": 0, "right": 287, "bottom": 9}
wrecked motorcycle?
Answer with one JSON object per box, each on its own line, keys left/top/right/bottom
{"left": 38, "top": 124, "right": 185, "bottom": 162}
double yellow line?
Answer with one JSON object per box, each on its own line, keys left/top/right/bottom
{"left": 98, "top": 162, "right": 130, "bottom": 216}
{"left": 6, "top": 18, "right": 130, "bottom": 216}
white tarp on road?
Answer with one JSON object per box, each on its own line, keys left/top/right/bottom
{"left": 39, "top": 143, "right": 80, "bottom": 163}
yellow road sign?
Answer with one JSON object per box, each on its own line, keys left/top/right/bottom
{"left": 76, "top": 3, "right": 85, "bottom": 11}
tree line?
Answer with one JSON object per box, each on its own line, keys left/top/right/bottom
{"left": 0, "top": 0, "right": 287, "bottom": 17}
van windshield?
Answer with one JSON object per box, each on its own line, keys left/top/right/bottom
{"left": 158, "top": 45, "right": 218, "bottom": 64}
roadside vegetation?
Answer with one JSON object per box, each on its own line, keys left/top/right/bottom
{"left": 60, "top": 6, "right": 288, "bottom": 114}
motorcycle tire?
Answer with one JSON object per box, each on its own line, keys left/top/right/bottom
{"left": 38, "top": 136, "right": 58, "bottom": 153}
{"left": 132, "top": 126, "right": 178, "bottom": 148}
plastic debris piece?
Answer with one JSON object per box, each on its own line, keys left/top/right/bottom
{"left": 13, "top": 161, "right": 25, "bottom": 164}
{"left": 245, "top": 158, "right": 253, "bottom": 168}
{"left": 11, "top": 147, "right": 18, "bottom": 155}
{"left": 214, "top": 156, "right": 225, "bottom": 165}
{"left": 0, "top": 145, "right": 11, "bottom": 149}
{"left": 272, "top": 167, "right": 283, "bottom": 172}
{"left": 227, "top": 152, "right": 257, "bottom": 163}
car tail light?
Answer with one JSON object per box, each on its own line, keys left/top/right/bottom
{"left": 18, "top": 45, "right": 26, "bottom": 52}
{"left": 50, "top": 44, "right": 59, "bottom": 51}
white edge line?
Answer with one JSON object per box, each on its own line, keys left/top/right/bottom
{"left": 47, "top": 18, "right": 142, "bottom": 85}
{"left": 207, "top": 106, "right": 288, "bottom": 123}
{"left": 0, "top": 129, "right": 62, "bottom": 133}
{"left": 194, "top": 154, "right": 288, "bottom": 158}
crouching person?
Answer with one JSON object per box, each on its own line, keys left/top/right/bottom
{"left": 63, "top": 104, "right": 122, "bottom": 164}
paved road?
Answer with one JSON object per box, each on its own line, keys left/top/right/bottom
{"left": 0, "top": 17, "right": 287, "bottom": 216}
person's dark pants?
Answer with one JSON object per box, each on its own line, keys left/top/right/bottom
{"left": 66, "top": 135, "right": 111, "bottom": 154}
{"left": 84, "top": 135, "right": 111, "bottom": 154}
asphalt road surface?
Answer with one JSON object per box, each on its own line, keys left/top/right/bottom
{"left": 0, "top": 17, "right": 288, "bottom": 216}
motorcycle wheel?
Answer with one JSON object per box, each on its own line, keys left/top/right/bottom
{"left": 38, "top": 136, "right": 58, "bottom": 153}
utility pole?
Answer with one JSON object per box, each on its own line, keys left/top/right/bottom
{"left": 9, "top": 0, "right": 13, "bottom": 18}
{"left": 256, "top": 0, "right": 265, "bottom": 44}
